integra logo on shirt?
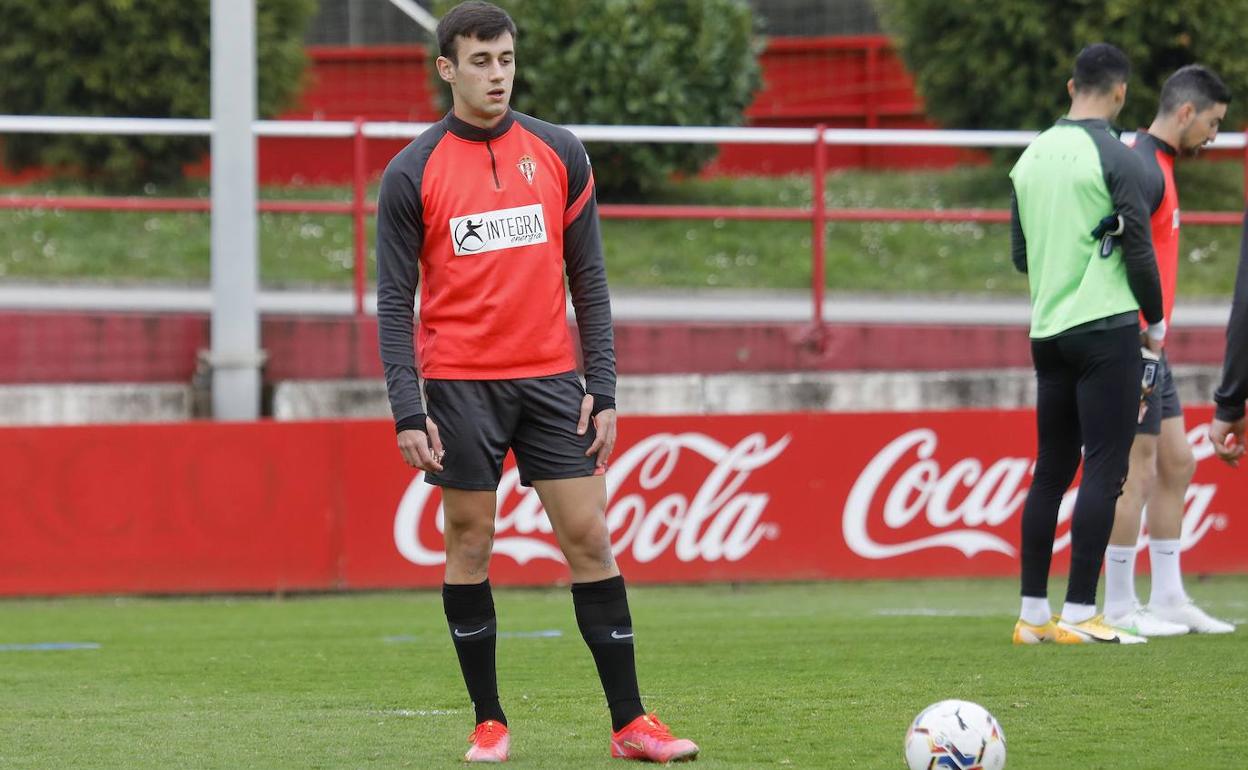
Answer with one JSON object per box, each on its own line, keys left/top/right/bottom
{"left": 449, "top": 203, "right": 547, "bottom": 256}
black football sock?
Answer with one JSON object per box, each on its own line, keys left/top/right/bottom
{"left": 443, "top": 580, "right": 506, "bottom": 726}
{"left": 572, "top": 575, "right": 646, "bottom": 731}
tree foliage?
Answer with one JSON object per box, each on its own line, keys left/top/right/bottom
{"left": 434, "top": 0, "right": 762, "bottom": 198}
{"left": 0, "top": 0, "right": 316, "bottom": 186}
{"left": 878, "top": 0, "right": 1248, "bottom": 131}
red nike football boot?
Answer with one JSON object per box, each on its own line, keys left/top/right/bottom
{"left": 610, "top": 713, "right": 698, "bottom": 762}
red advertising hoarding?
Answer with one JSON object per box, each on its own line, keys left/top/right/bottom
{"left": 1, "top": 409, "right": 1243, "bottom": 596}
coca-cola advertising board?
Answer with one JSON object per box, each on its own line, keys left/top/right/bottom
{"left": 1, "top": 409, "right": 1243, "bottom": 596}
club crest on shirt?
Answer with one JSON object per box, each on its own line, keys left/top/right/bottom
{"left": 516, "top": 154, "right": 537, "bottom": 185}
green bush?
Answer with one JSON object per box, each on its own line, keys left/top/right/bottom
{"left": 434, "top": 0, "right": 762, "bottom": 198}
{"left": 878, "top": 0, "right": 1248, "bottom": 132}
{"left": 0, "top": 0, "right": 316, "bottom": 187}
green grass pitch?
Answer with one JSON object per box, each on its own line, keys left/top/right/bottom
{"left": 1, "top": 577, "right": 1245, "bottom": 768}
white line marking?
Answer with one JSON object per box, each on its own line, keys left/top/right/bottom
{"left": 873, "top": 608, "right": 1004, "bottom": 617}
{"left": 502, "top": 630, "right": 562, "bottom": 639}
{"left": 372, "top": 709, "right": 461, "bottom": 718}
{"left": 0, "top": 642, "right": 101, "bottom": 652}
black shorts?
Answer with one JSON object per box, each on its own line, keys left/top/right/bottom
{"left": 1137, "top": 353, "right": 1183, "bottom": 435}
{"left": 423, "top": 371, "right": 599, "bottom": 490}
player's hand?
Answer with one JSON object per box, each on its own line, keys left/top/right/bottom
{"left": 577, "top": 394, "right": 617, "bottom": 471}
{"left": 397, "top": 418, "right": 444, "bottom": 472}
{"left": 1209, "top": 417, "right": 1246, "bottom": 468}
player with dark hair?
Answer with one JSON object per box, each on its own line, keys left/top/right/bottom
{"left": 375, "top": 1, "right": 697, "bottom": 763}
{"left": 1102, "top": 65, "right": 1235, "bottom": 636}
{"left": 1009, "top": 43, "right": 1165, "bottom": 645}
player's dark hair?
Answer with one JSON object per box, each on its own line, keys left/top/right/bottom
{"left": 437, "top": 1, "right": 517, "bottom": 65}
{"left": 1072, "top": 43, "right": 1131, "bottom": 95}
{"left": 1159, "top": 64, "right": 1232, "bottom": 115}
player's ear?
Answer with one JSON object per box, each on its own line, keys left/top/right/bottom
{"left": 1066, "top": 78, "right": 1077, "bottom": 100}
{"left": 436, "top": 55, "right": 456, "bottom": 84}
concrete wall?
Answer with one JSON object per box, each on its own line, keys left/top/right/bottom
{"left": 0, "top": 384, "right": 193, "bottom": 426}
{"left": 270, "top": 366, "right": 1225, "bottom": 420}
{"left": 0, "top": 367, "right": 1223, "bottom": 426}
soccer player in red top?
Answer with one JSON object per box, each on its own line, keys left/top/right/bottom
{"left": 375, "top": 2, "right": 698, "bottom": 762}
{"left": 1102, "top": 65, "right": 1235, "bottom": 636}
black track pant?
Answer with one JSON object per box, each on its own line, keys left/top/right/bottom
{"left": 1020, "top": 323, "right": 1140, "bottom": 605}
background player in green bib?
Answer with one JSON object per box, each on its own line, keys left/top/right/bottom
{"left": 1009, "top": 43, "right": 1165, "bottom": 645}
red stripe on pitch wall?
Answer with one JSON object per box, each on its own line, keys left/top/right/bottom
{"left": 0, "top": 312, "right": 209, "bottom": 383}
{"left": 0, "top": 311, "right": 1231, "bottom": 384}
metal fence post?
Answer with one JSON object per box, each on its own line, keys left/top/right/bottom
{"left": 209, "top": 0, "right": 261, "bottom": 420}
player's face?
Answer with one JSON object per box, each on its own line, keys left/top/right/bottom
{"left": 1179, "top": 102, "right": 1227, "bottom": 154}
{"left": 439, "top": 33, "right": 515, "bottom": 127}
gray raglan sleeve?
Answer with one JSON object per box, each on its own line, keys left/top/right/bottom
{"left": 561, "top": 139, "right": 617, "bottom": 404}
{"left": 375, "top": 163, "right": 425, "bottom": 425}
{"left": 1214, "top": 210, "right": 1248, "bottom": 422}
{"left": 1102, "top": 141, "right": 1164, "bottom": 325}
{"left": 1010, "top": 188, "right": 1027, "bottom": 274}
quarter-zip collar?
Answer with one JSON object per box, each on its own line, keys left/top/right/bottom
{"left": 444, "top": 109, "right": 515, "bottom": 142}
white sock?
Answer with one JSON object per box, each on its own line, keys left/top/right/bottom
{"left": 1061, "top": 602, "right": 1096, "bottom": 624}
{"left": 1149, "top": 538, "right": 1187, "bottom": 606}
{"left": 1020, "top": 596, "right": 1052, "bottom": 626}
{"left": 1103, "top": 545, "right": 1138, "bottom": 618}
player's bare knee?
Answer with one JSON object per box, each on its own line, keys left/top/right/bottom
{"left": 445, "top": 519, "right": 496, "bottom": 564}
{"left": 1159, "top": 450, "right": 1196, "bottom": 489}
{"left": 565, "top": 518, "right": 614, "bottom": 569}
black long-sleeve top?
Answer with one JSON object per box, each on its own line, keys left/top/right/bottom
{"left": 1214, "top": 210, "right": 1248, "bottom": 421}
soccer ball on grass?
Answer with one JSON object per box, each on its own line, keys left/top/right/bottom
{"left": 903, "top": 699, "right": 1006, "bottom": 769}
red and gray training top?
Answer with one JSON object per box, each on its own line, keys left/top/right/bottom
{"left": 1132, "top": 131, "right": 1180, "bottom": 325}
{"left": 375, "top": 110, "right": 617, "bottom": 427}
{"left": 1131, "top": 131, "right": 1248, "bottom": 422}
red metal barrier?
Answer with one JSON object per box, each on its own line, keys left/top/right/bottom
{"left": 3, "top": 141, "right": 1244, "bottom": 335}
{"left": 5, "top": 197, "right": 1236, "bottom": 225}
{"left": 2, "top": 409, "right": 1244, "bottom": 596}
{"left": 2, "top": 121, "right": 1244, "bottom": 331}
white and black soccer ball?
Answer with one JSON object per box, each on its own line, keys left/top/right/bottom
{"left": 903, "top": 699, "right": 1006, "bottom": 770}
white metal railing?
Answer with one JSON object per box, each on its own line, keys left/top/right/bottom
{"left": 3, "top": 114, "right": 1245, "bottom": 149}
